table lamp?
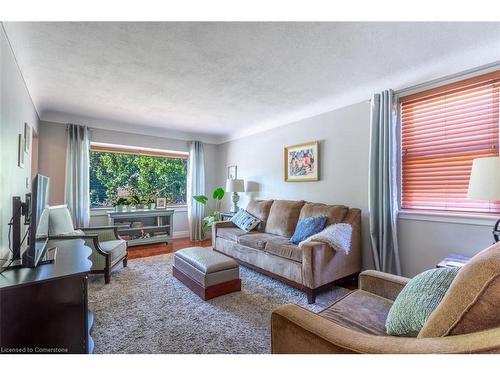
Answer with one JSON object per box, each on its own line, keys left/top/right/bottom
{"left": 226, "top": 179, "right": 245, "bottom": 213}
{"left": 467, "top": 156, "right": 500, "bottom": 242}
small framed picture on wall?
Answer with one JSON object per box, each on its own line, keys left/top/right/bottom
{"left": 18, "top": 134, "right": 25, "bottom": 168}
{"left": 156, "top": 197, "right": 167, "bottom": 209}
{"left": 227, "top": 165, "right": 237, "bottom": 179}
{"left": 24, "top": 122, "right": 31, "bottom": 153}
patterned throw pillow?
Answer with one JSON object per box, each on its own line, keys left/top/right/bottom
{"left": 289, "top": 216, "right": 328, "bottom": 245}
{"left": 230, "top": 209, "right": 261, "bottom": 232}
{"left": 385, "top": 267, "right": 460, "bottom": 337}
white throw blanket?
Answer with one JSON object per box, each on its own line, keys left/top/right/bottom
{"left": 299, "top": 223, "right": 353, "bottom": 255}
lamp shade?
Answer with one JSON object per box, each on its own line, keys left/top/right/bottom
{"left": 226, "top": 178, "right": 245, "bottom": 193}
{"left": 467, "top": 157, "right": 500, "bottom": 201}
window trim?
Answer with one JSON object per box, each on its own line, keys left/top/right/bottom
{"left": 395, "top": 69, "right": 500, "bottom": 217}
{"left": 398, "top": 209, "right": 497, "bottom": 227}
{"left": 90, "top": 142, "right": 188, "bottom": 159}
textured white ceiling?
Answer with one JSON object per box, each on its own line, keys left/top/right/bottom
{"left": 4, "top": 22, "right": 500, "bottom": 143}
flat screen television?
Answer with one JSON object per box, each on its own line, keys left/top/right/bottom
{"left": 22, "top": 174, "right": 50, "bottom": 267}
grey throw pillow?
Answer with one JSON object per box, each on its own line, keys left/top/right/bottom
{"left": 385, "top": 267, "right": 460, "bottom": 337}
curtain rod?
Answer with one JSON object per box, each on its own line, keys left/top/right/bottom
{"left": 394, "top": 61, "right": 500, "bottom": 97}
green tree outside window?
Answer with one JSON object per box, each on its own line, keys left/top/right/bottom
{"left": 89, "top": 151, "right": 187, "bottom": 207}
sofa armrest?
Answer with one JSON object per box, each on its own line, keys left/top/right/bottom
{"left": 300, "top": 239, "right": 360, "bottom": 290}
{"left": 271, "top": 304, "right": 500, "bottom": 354}
{"left": 358, "top": 270, "right": 410, "bottom": 301}
{"left": 211, "top": 221, "right": 237, "bottom": 247}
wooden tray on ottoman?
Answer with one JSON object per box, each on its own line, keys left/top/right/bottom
{"left": 173, "top": 247, "right": 241, "bottom": 301}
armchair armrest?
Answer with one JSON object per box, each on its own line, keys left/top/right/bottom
{"left": 79, "top": 226, "right": 121, "bottom": 241}
{"left": 271, "top": 304, "right": 500, "bottom": 354}
{"left": 359, "top": 270, "right": 410, "bottom": 301}
{"left": 49, "top": 234, "right": 96, "bottom": 240}
{"left": 77, "top": 225, "right": 119, "bottom": 230}
{"left": 49, "top": 233, "right": 108, "bottom": 257}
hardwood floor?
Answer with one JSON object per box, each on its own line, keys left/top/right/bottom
{"left": 127, "top": 237, "right": 212, "bottom": 260}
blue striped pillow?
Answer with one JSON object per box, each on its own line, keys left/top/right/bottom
{"left": 230, "top": 209, "right": 261, "bottom": 232}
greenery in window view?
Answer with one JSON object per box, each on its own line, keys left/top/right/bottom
{"left": 90, "top": 151, "right": 187, "bottom": 207}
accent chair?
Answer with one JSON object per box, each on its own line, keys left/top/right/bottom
{"left": 47, "top": 205, "right": 128, "bottom": 283}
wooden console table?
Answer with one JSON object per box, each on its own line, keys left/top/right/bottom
{"left": 0, "top": 239, "right": 93, "bottom": 354}
{"left": 107, "top": 209, "right": 174, "bottom": 246}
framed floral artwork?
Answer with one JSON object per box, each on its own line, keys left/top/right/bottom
{"left": 284, "top": 141, "right": 319, "bottom": 182}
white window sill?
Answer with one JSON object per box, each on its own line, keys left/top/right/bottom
{"left": 398, "top": 209, "right": 498, "bottom": 227}
{"left": 90, "top": 205, "right": 188, "bottom": 216}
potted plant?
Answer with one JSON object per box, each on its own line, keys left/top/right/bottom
{"left": 129, "top": 194, "right": 141, "bottom": 210}
{"left": 114, "top": 197, "right": 129, "bottom": 212}
{"left": 193, "top": 187, "right": 225, "bottom": 234}
{"left": 145, "top": 197, "right": 156, "bottom": 210}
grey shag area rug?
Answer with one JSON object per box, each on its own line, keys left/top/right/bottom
{"left": 88, "top": 252, "right": 350, "bottom": 354}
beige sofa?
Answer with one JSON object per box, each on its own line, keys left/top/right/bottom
{"left": 212, "top": 199, "right": 362, "bottom": 303}
{"left": 271, "top": 241, "right": 500, "bottom": 353}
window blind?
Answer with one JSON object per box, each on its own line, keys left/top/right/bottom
{"left": 400, "top": 70, "right": 500, "bottom": 213}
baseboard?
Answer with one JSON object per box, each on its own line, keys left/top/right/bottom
{"left": 172, "top": 230, "right": 212, "bottom": 240}
{"left": 173, "top": 230, "right": 189, "bottom": 239}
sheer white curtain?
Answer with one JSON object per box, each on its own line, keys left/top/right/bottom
{"left": 368, "top": 90, "right": 401, "bottom": 275}
{"left": 65, "top": 124, "right": 90, "bottom": 228}
{"left": 187, "top": 141, "right": 205, "bottom": 241}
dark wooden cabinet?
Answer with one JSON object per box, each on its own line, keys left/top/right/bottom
{"left": 0, "top": 240, "right": 93, "bottom": 354}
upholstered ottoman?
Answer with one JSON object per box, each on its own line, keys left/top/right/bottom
{"left": 173, "top": 247, "right": 241, "bottom": 300}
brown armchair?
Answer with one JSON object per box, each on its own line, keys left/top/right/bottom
{"left": 272, "top": 242, "right": 500, "bottom": 354}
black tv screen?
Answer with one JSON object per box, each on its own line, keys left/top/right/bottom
{"left": 23, "top": 174, "right": 50, "bottom": 267}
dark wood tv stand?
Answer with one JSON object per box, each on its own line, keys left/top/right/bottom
{"left": 0, "top": 239, "right": 93, "bottom": 353}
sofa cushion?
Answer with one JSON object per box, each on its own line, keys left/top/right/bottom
{"left": 386, "top": 267, "right": 460, "bottom": 337}
{"left": 264, "top": 237, "right": 303, "bottom": 262}
{"left": 419, "top": 241, "right": 500, "bottom": 338}
{"left": 265, "top": 200, "right": 305, "bottom": 237}
{"left": 289, "top": 216, "right": 328, "bottom": 244}
{"left": 299, "top": 203, "right": 348, "bottom": 226}
{"left": 238, "top": 232, "right": 277, "bottom": 250}
{"left": 246, "top": 200, "right": 274, "bottom": 228}
{"left": 230, "top": 209, "right": 261, "bottom": 232}
{"left": 217, "top": 227, "right": 246, "bottom": 242}
{"left": 320, "top": 290, "right": 393, "bottom": 336}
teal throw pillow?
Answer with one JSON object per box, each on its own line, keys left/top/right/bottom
{"left": 230, "top": 209, "right": 261, "bottom": 232}
{"left": 385, "top": 267, "right": 460, "bottom": 337}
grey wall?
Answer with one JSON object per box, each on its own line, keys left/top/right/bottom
{"left": 38, "top": 120, "right": 219, "bottom": 238}
{"left": 217, "top": 101, "right": 496, "bottom": 277}
{"left": 398, "top": 217, "right": 493, "bottom": 277}
{"left": 0, "top": 27, "right": 39, "bottom": 259}
{"left": 38, "top": 121, "right": 66, "bottom": 205}
{"left": 217, "top": 102, "right": 374, "bottom": 269}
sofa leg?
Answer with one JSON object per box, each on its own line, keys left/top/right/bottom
{"left": 305, "top": 289, "right": 316, "bottom": 304}
{"left": 104, "top": 271, "right": 111, "bottom": 284}
{"left": 123, "top": 256, "right": 128, "bottom": 267}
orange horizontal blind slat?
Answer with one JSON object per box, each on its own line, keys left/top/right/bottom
{"left": 401, "top": 71, "right": 500, "bottom": 214}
